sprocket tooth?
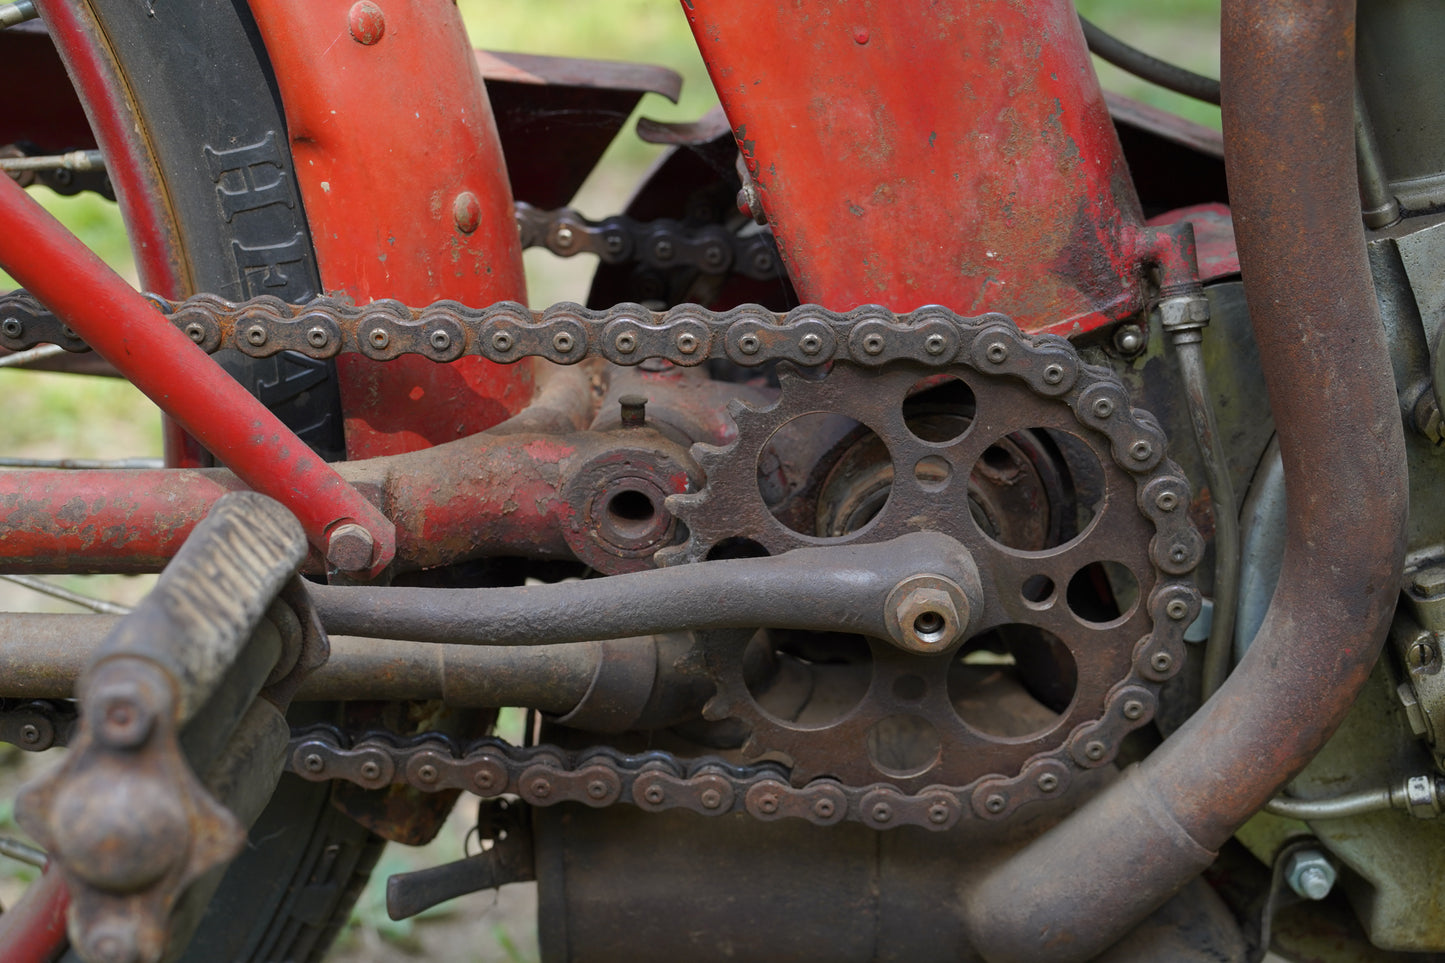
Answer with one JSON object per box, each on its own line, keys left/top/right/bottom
{"left": 773, "top": 362, "right": 806, "bottom": 390}
{"left": 701, "top": 694, "right": 733, "bottom": 722}
{"left": 740, "top": 734, "right": 764, "bottom": 758}
{"left": 664, "top": 490, "right": 707, "bottom": 515}
{"left": 724, "top": 397, "right": 757, "bottom": 420}
{"left": 653, "top": 541, "right": 707, "bottom": 568}
{"left": 689, "top": 442, "right": 733, "bottom": 476}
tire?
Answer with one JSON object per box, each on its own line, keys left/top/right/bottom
{"left": 43, "top": 2, "right": 380, "bottom": 959}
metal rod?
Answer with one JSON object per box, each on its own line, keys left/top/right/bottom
{"left": 0, "top": 172, "right": 396, "bottom": 574}
{"left": 307, "top": 532, "right": 977, "bottom": 648}
{"left": 1354, "top": 82, "right": 1400, "bottom": 229}
{"left": 0, "top": 150, "right": 104, "bottom": 174}
{"left": 1078, "top": 14, "right": 1221, "bottom": 105}
{"left": 1266, "top": 787, "right": 1394, "bottom": 821}
{"left": 0, "top": 343, "right": 65, "bottom": 368}
{"left": 0, "top": 573, "right": 133, "bottom": 614}
{"left": 0, "top": 0, "right": 37, "bottom": 29}
{"left": 0, "top": 455, "right": 163, "bottom": 470}
{"left": 0, "top": 616, "right": 598, "bottom": 715}
{"left": 1172, "top": 335, "right": 1240, "bottom": 700}
{"left": 0, "top": 864, "right": 69, "bottom": 961}
{"left": 0, "top": 835, "right": 47, "bottom": 868}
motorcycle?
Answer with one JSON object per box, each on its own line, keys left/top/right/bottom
{"left": 0, "top": 0, "right": 1432, "bottom": 960}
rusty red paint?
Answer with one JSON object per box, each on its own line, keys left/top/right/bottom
{"left": 0, "top": 175, "right": 396, "bottom": 572}
{"left": 249, "top": 0, "right": 531, "bottom": 459}
{"left": 683, "top": 0, "right": 1195, "bottom": 334}
{"left": 1149, "top": 203, "right": 1239, "bottom": 281}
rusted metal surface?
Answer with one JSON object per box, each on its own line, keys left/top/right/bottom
{"left": 248, "top": 0, "right": 531, "bottom": 460}
{"left": 531, "top": 793, "right": 1244, "bottom": 963}
{"left": 682, "top": 0, "right": 1195, "bottom": 336}
{"left": 966, "top": 2, "right": 1410, "bottom": 959}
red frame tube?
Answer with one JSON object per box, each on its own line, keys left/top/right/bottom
{"left": 248, "top": 0, "right": 532, "bottom": 459}
{"left": 0, "top": 866, "right": 70, "bottom": 963}
{"left": 684, "top": 0, "right": 1186, "bottom": 334}
{"left": 0, "top": 175, "right": 395, "bottom": 573}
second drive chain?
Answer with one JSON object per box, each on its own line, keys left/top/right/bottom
{"left": 514, "top": 201, "right": 781, "bottom": 280}
{"left": 287, "top": 723, "right": 971, "bottom": 832}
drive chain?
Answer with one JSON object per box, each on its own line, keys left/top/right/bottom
{"left": 286, "top": 723, "right": 969, "bottom": 832}
{"left": 0, "top": 279, "right": 1199, "bottom": 830}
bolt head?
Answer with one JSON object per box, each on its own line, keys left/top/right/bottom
{"left": 348, "top": 1, "right": 385, "bottom": 44}
{"left": 1285, "top": 849, "right": 1337, "bottom": 901}
{"left": 81, "top": 922, "right": 141, "bottom": 963}
{"left": 1409, "top": 638, "right": 1441, "bottom": 672}
{"left": 1413, "top": 565, "right": 1445, "bottom": 599}
{"left": 91, "top": 681, "right": 156, "bottom": 750}
{"left": 453, "top": 191, "right": 481, "bottom": 234}
{"left": 326, "top": 522, "right": 376, "bottom": 573}
{"left": 1113, "top": 323, "right": 1145, "bottom": 354}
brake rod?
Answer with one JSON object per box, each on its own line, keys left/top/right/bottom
{"left": 0, "top": 173, "right": 395, "bottom": 575}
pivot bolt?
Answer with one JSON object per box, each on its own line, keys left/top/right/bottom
{"left": 326, "top": 522, "right": 376, "bottom": 573}
{"left": 90, "top": 679, "right": 156, "bottom": 750}
{"left": 1285, "top": 849, "right": 1337, "bottom": 901}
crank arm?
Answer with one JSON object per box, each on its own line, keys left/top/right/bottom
{"left": 308, "top": 531, "right": 985, "bottom": 654}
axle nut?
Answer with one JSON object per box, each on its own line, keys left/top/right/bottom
{"left": 326, "top": 522, "right": 376, "bottom": 573}
{"left": 884, "top": 573, "right": 978, "bottom": 654}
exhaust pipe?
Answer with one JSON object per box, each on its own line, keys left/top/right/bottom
{"left": 967, "top": 1, "right": 1408, "bottom": 958}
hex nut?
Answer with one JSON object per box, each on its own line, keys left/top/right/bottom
{"left": 326, "top": 522, "right": 375, "bottom": 572}
{"left": 888, "top": 579, "right": 969, "bottom": 653}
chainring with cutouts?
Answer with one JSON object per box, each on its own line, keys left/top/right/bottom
{"left": 657, "top": 344, "right": 1200, "bottom": 808}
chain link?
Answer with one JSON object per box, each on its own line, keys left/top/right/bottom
{"left": 515, "top": 202, "right": 781, "bottom": 280}
{"left": 287, "top": 723, "right": 968, "bottom": 832}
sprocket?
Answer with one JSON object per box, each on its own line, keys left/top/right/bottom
{"left": 658, "top": 334, "right": 1201, "bottom": 807}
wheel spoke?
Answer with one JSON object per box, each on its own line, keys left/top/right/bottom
{"left": 0, "top": 574, "right": 133, "bottom": 615}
